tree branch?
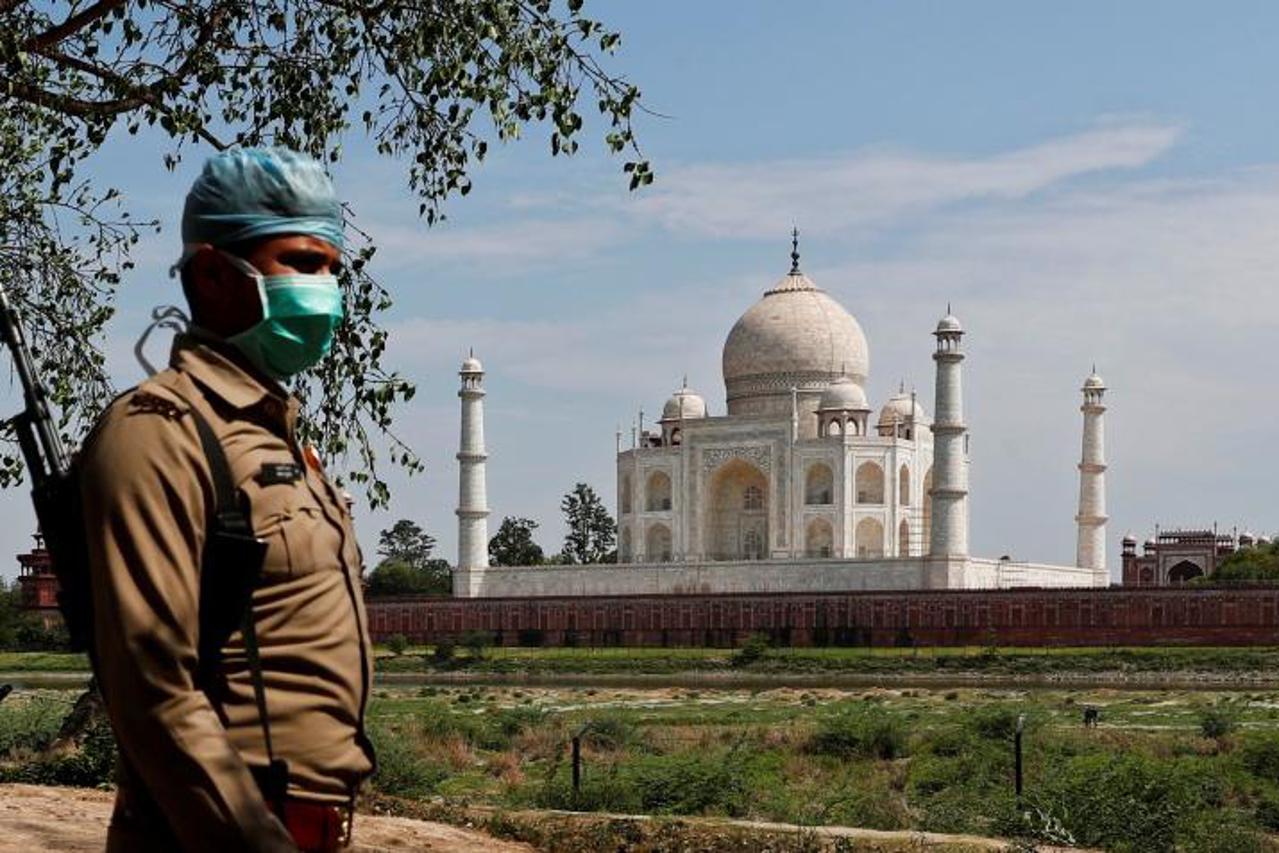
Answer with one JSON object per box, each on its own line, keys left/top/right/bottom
{"left": 24, "top": 0, "right": 129, "bottom": 51}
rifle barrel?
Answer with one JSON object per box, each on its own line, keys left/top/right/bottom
{"left": 0, "top": 281, "right": 69, "bottom": 476}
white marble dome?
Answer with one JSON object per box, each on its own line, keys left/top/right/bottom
{"left": 936, "top": 313, "right": 963, "bottom": 334}
{"left": 722, "top": 256, "right": 869, "bottom": 416}
{"left": 877, "top": 390, "right": 930, "bottom": 429}
{"left": 818, "top": 375, "right": 869, "bottom": 412}
{"left": 661, "top": 384, "right": 707, "bottom": 421}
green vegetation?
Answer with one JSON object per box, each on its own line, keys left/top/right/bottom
{"left": 489, "top": 517, "right": 546, "bottom": 567}
{"left": 0, "top": 692, "right": 115, "bottom": 787}
{"left": 373, "top": 642, "right": 1279, "bottom": 680}
{"left": 1216, "top": 542, "right": 1279, "bottom": 582}
{"left": 1, "top": 2, "right": 648, "bottom": 501}
{"left": 10, "top": 681, "right": 1279, "bottom": 849}
{"left": 366, "top": 519, "right": 451, "bottom": 597}
{"left": 353, "top": 682, "right": 1279, "bottom": 851}
{"left": 559, "top": 483, "right": 617, "bottom": 564}
{"left": 0, "top": 582, "right": 71, "bottom": 652}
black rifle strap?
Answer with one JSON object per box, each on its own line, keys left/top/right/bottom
{"left": 186, "top": 406, "right": 280, "bottom": 781}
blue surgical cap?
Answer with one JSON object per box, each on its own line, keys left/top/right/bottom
{"left": 177, "top": 148, "right": 344, "bottom": 269}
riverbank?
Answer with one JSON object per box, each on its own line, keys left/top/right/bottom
{"left": 9, "top": 644, "right": 1279, "bottom": 688}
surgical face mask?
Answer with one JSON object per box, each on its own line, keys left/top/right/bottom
{"left": 221, "top": 252, "right": 344, "bottom": 380}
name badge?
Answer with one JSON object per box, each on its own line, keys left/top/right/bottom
{"left": 257, "top": 462, "right": 304, "bottom": 486}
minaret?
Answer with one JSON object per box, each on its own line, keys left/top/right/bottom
{"left": 455, "top": 352, "right": 489, "bottom": 592}
{"left": 929, "top": 309, "right": 969, "bottom": 557}
{"left": 1075, "top": 368, "right": 1108, "bottom": 580}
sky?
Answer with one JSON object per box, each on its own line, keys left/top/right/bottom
{"left": 5, "top": 0, "right": 1279, "bottom": 580}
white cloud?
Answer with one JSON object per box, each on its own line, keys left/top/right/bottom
{"left": 359, "top": 216, "right": 625, "bottom": 272}
{"left": 627, "top": 120, "right": 1182, "bottom": 239}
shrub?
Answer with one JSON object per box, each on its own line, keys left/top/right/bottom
{"left": 807, "top": 706, "right": 907, "bottom": 760}
{"left": 1240, "top": 736, "right": 1279, "bottom": 782}
{"left": 1028, "top": 753, "right": 1218, "bottom": 853}
{"left": 537, "top": 749, "right": 756, "bottom": 817}
{"left": 1255, "top": 793, "right": 1279, "bottom": 832}
{"left": 1176, "top": 808, "right": 1265, "bottom": 853}
{"left": 386, "top": 634, "right": 409, "bottom": 656}
{"left": 461, "top": 630, "right": 494, "bottom": 659}
{"left": 432, "top": 640, "right": 455, "bottom": 663}
{"left": 0, "top": 695, "right": 69, "bottom": 755}
{"left": 477, "top": 707, "right": 548, "bottom": 750}
{"left": 629, "top": 750, "right": 752, "bottom": 815}
{"left": 0, "top": 718, "right": 118, "bottom": 788}
{"left": 367, "top": 722, "right": 448, "bottom": 797}
{"left": 581, "top": 714, "right": 641, "bottom": 752}
{"left": 965, "top": 705, "right": 1026, "bottom": 742}
{"left": 1199, "top": 707, "right": 1237, "bottom": 740}
{"left": 731, "top": 633, "right": 769, "bottom": 668}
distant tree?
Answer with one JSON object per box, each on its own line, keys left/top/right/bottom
{"left": 489, "top": 517, "right": 546, "bottom": 566}
{"left": 366, "top": 519, "right": 451, "bottom": 597}
{"left": 560, "top": 483, "right": 617, "bottom": 564}
{"left": 378, "top": 519, "right": 437, "bottom": 566}
{"left": 1214, "top": 541, "right": 1279, "bottom": 582}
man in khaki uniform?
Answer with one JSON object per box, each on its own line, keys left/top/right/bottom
{"left": 80, "top": 148, "right": 374, "bottom": 852}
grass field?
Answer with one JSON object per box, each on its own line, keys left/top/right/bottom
{"left": 7, "top": 644, "right": 1279, "bottom": 679}
{"left": 374, "top": 642, "right": 1279, "bottom": 680}
{"left": 5, "top": 678, "right": 1279, "bottom": 850}
{"left": 362, "top": 681, "right": 1279, "bottom": 851}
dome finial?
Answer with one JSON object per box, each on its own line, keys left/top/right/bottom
{"left": 790, "top": 227, "right": 801, "bottom": 274}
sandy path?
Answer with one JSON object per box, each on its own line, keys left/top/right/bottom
{"left": 0, "top": 784, "right": 533, "bottom": 852}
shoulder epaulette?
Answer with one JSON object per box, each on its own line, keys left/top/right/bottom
{"left": 127, "top": 377, "right": 193, "bottom": 421}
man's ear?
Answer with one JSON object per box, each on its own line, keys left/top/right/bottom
{"left": 183, "top": 245, "right": 226, "bottom": 317}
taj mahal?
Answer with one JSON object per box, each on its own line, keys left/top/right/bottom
{"left": 451, "top": 234, "right": 1109, "bottom": 598}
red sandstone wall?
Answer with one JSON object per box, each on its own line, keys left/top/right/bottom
{"left": 365, "top": 587, "right": 1279, "bottom": 647}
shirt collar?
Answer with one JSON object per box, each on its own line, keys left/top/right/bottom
{"left": 170, "top": 329, "right": 299, "bottom": 431}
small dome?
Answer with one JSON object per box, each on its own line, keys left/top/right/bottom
{"left": 661, "top": 383, "right": 707, "bottom": 421}
{"left": 1122, "top": 533, "right": 1137, "bottom": 545}
{"left": 818, "top": 376, "right": 869, "bottom": 412}
{"left": 1240, "top": 531, "right": 1256, "bottom": 547}
{"left": 461, "top": 355, "right": 483, "bottom": 373}
{"left": 935, "top": 313, "right": 963, "bottom": 335}
{"left": 1144, "top": 538, "right": 1157, "bottom": 551}
{"left": 877, "top": 390, "right": 930, "bottom": 429}
{"left": 1083, "top": 371, "right": 1105, "bottom": 391}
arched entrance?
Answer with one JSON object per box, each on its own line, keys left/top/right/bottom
{"left": 1167, "top": 560, "right": 1204, "bottom": 585}
{"left": 855, "top": 462, "right": 884, "bottom": 504}
{"left": 898, "top": 519, "right": 911, "bottom": 556}
{"left": 646, "top": 523, "right": 672, "bottom": 562}
{"left": 646, "top": 471, "right": 672, "bottom": 511}
{"left": 805, "top": 518, "right": 834, "bottom": 558}
{"left": 706, "top": 459, "right": 769, "bottom": 561}
{"left": 856, "top": 517, "right": 884, "bottom": 558}
{"left": 805, "top": 463, "right": 834, "bottom": 505}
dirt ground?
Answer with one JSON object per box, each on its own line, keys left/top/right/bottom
{"left": 0, "top": 784, "right": 533, "bottom": 852}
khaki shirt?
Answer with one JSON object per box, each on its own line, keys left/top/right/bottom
{"left": 81, "top": 332, "right": 375, "bottom": 851}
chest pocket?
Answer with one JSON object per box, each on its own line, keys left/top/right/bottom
{"left": 251, "top": 479, "right": 340, "bottom": 580}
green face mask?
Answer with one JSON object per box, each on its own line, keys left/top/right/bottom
{"left": 223, "top": 253, "right": 344, "bottom": 380}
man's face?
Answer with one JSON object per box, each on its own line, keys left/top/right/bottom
{"left": 185, "top": 235, "right": 342, "bottom": 338}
